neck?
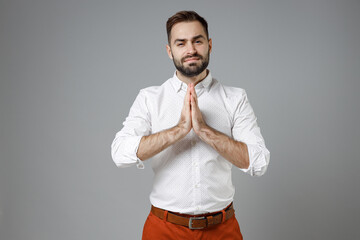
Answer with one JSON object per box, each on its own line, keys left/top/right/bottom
{"left": 176, "top": 69, "right": 209, "bottom": 86}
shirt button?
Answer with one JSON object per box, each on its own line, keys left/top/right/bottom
{"left": 191, "top": 140, "right": 196, "bottom": 146}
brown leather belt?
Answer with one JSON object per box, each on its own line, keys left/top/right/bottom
{"left": 151, "top": 203, "right": 235, "bottom": 229}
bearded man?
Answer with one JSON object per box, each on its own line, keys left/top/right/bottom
{"left": 111, "top": 10, "right": 270, "bottom": 240}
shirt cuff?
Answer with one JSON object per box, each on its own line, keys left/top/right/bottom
{"left": 134, "top": 137, "right": 145, "bottom": 169}
{"left": 240, "top": 143, "right": 269, "bottom": 176}
{"left": 112, "top": 135, "right": 145, "bottom": 169}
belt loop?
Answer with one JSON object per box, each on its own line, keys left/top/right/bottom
{"left": 163, "top": 210, "right": 168, "bottom": 223}
{"left": 207, "top": 215, "right": 214, "bottom": 226}
{"left": 221, "top": 210, "right": 226, "bottom": 223}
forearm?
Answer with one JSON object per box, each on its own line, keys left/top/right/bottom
{"left": 136, "top": 125, "right": 187, "bottom": 161}
{"left": 198, "top": 125, "right": 250, "bottom": 169}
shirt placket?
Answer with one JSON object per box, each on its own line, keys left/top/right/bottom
{"left": 190, "top": 129, "right": 201, "bottom": 213}
{"left": 192, "top": 87, "right": 204, "bottom": 213}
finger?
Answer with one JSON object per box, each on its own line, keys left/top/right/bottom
{"left": 191, "top": 93, "right": 196, "bottom": 107}
{"left": 191, "top": 83, "right": 197, "bottom": 100}
{"left": 190, "top": 94, "right": 194, "bottom": 117}
{"left": 190, "top": 85, "right": 197, "bottom": 104}
{"left": 185, "top": 84, "right": 191, "bottom": 111}
{"left": 184, "top": 84, "right": 190, "bottom": 103}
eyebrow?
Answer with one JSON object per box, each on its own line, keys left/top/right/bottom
{"left": 173, "top": 34, "right": 206, "bottom": 44}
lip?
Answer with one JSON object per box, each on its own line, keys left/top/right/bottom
{"left": 184, "top": 57, "right": 199, "bottom": 62}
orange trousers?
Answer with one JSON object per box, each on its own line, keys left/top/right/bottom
{"left": 142, "top": 211, "right": 243, "bottom": 240}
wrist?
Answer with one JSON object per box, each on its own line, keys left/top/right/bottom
{"left": 173, "top": 124, "right": 189, "bottom": 139}
{"left": 197, "top": 124, "right": 214, "bottom": 142}
{"left": 195, "top": 122, "right": 209, "bottom": 136}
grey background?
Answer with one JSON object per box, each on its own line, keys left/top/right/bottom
{"left": 1, "top": 0, "right": 359, "bottom": 239}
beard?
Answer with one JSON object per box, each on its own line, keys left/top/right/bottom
{"left": 172, "top": 52, "right": 210, "bottom": 78}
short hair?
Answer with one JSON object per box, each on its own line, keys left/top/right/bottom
{"left": 166, "top": 10, "right": 209, "bottom": 44}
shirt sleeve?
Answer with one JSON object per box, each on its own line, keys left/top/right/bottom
{"left": 231, "top": 89, "right": 270, "bottom": 176}
{"left": 111, "top": 89, "right": 151, "bottom": 169}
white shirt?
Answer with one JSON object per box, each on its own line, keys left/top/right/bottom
{"left": 111, "top": 71, "right": 270, "bottom": 214}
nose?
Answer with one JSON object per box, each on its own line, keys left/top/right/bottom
{"left": 186, "top": 43, "right": 197, "bottom": 55}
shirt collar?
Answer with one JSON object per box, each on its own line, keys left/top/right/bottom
{"left": 170, "top": 70, "right": 213, "bottom": 93}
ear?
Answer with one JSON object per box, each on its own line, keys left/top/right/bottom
{"left": 166, "top": 44, "right": 173, "bottom": 59}
{"left": 208, "top": 38, "right": 212, "bottom": 54}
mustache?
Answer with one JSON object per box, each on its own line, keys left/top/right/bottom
{"left": 182, "top": 54, "right": 203, "bottom": 62}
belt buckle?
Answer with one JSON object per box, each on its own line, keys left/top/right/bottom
{"left": 189, "top": 216, "right": 206, "bottom": 230}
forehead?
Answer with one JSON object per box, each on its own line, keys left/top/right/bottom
{"left": 170, "top": 21, "right": 207, "bottom": 43}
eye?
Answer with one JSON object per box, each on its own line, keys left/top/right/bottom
{"left": 177, "top": 43, "right": 184, "bottom": 46}
{"left": 195, "top": 40, "right": 202, "bottom": 44}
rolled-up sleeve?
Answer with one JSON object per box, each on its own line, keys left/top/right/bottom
{"left": 231, "top": 90, "right": 270, "bottom": 176}
{"left": 111, "top": 89, "right": 151, "bottom": 169}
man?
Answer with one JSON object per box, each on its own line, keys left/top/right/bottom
{"left": 111, "top": 10, "right": 270, "bottom": 239}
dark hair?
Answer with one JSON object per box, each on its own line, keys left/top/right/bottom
{"left": 166, "top": 10, "right": 209, "bottom": 43}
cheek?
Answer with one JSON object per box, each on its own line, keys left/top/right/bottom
{"left": 199, "top": 46, "right": 209, "bottom": 55}
{"left": 173, "top": 52, "right": 185, "bottom": 62}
